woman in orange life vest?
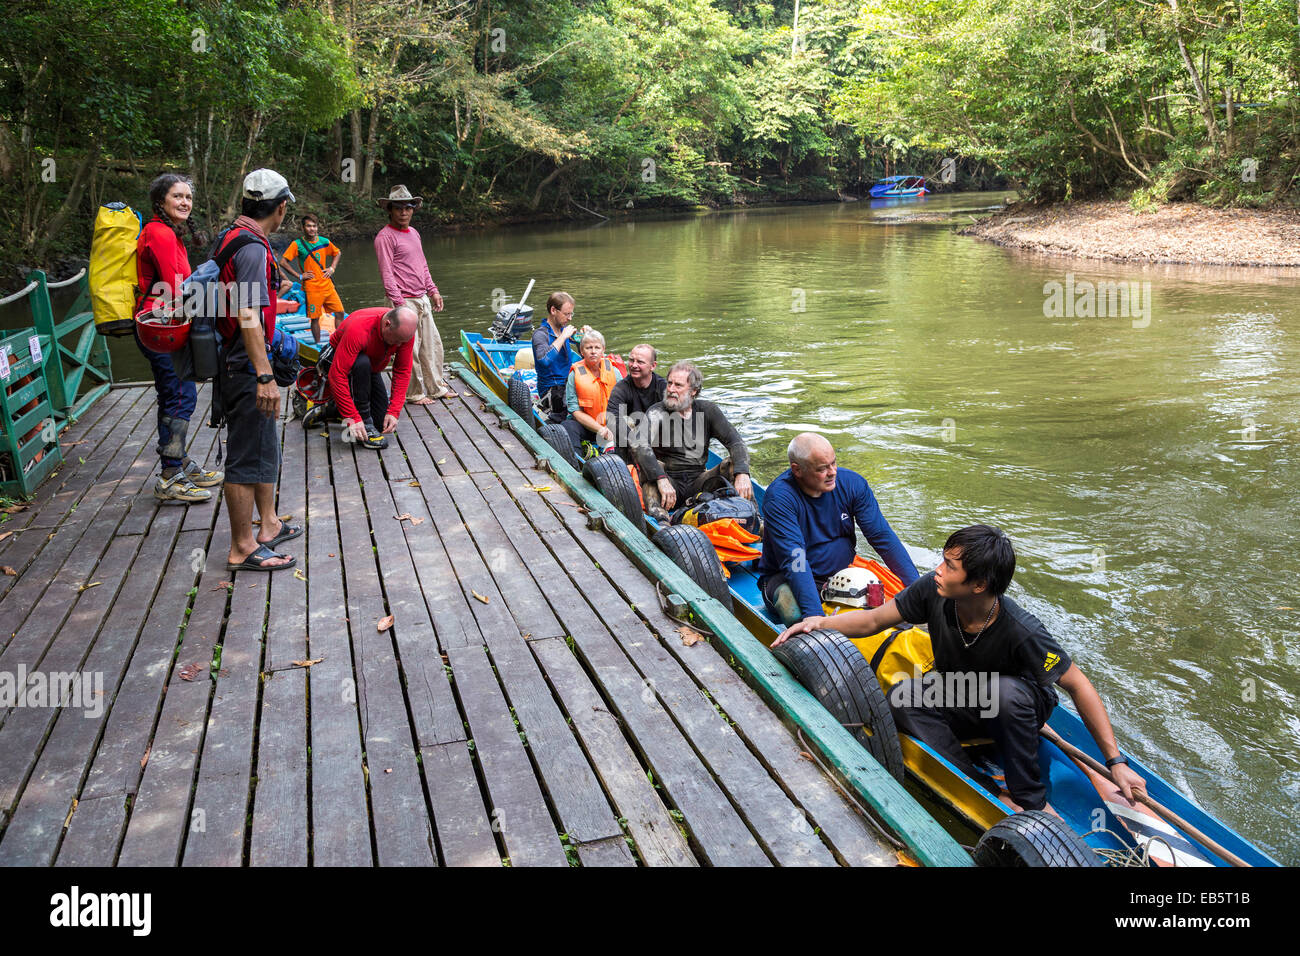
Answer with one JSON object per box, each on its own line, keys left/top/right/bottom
{"left": 559, "top": 329, "right": 623, "bottom": 454}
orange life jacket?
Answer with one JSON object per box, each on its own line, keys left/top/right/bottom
{"left": 571, "top": 358, "right": 618, "bottom": 427}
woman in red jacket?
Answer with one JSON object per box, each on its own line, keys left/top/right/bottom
{"left": 136, "top": 173, "right": 223, "bottom": 501}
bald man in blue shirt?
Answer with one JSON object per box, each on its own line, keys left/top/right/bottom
{"left": 757, "top": 432, "right": 919, "bottom": 626}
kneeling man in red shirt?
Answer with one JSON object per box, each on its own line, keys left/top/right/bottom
{"left": 326, "top": 306, "right": 418, "bottom": 450}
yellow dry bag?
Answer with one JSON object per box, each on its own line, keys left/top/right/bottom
{"left": 89, "top": 202, "right": 142, "bottom": 337}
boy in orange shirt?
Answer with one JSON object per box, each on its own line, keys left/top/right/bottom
{"left": 280, "top": 213, "right": 344, "bottom": 343}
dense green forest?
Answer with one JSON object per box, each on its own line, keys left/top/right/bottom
{"left": 2, "top": 0, "right": 1298, "bottom": 277}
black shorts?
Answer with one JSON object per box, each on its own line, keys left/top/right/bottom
{"left": 219, "top": 362, "right": 281, "bottom": 485}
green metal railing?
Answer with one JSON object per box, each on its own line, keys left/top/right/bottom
{"left": 0, "top": 267, "right": 113, "bottom": 497}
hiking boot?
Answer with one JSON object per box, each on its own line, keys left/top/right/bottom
{"left": 154, "top": 472, "right": 212, "bottom": 503}
{"left": 363, "top": 424, "right": 388, "bottom": 450}
{"left": 182, "top": 457, "right": 224, "bottom": 487}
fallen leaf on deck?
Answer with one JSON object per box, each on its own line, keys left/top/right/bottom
{"left": 408, "top": 480, "right": 421, "bottom": 487}
{"left": 377, "top": 615, "right": 394, "bottom": 632}
{"left": 521, "top": 484, "right": 552, "bottom": 492}
{"left": 395, "top": 512, "right": 414, "bottom": 523}
{"left": 328, "top": 553, "right": 335, "bottom": 557}
{"left": 0, "top": 531, "right": 11, "bottom": 542}
{"left": 212, "top": 581, "right": 234, "bottom": 591}
{"left": 797, "top": 751, "right": 814, "bottom": 762}
{"left": 384, "top": 768, "right": 392, "bottom": 773}
{"left": 678, "top": 626, "right": 705, "bottom": 646}
{"left": 291, "top": 658, "right": 324, "bottom": 668}
{"left": 410, "top": 516, "right": 424, "bottom": 525}
{"left": 1, "top": 566, "right": 16, "bottom": 576}
{"left": 47, "top": 532, "right": 56, "bottom": 540}
{"left": 437, "top": 458, "right": 446, "bottom": 465}
{"left": 178, "top": 662, "right": 205, "bottom": 682}
{"left": 64, "top": 799, "right": 78, "bottom": 828}
{"left": 140, "top": 744, "right": 151, "bottom": 770}
{"left": 77, "top": 581, "right": 101, "bottom": 592}
{"left": 319, "top": 431, "right": 329, "bottom": 437}
{"left": 0, "top": 504, "right": 26, "bottom": 514}
{"left": 293, "top": 569, "right": 308, "bottom": 582}
{"left": 62, "top": 439, "right": 87, "bottom": 446}
{"left": 472, "top": 590, "right": 490, "bottom": 604}
{"left": 895, "top": 850, "right": 921, "bottom": 868}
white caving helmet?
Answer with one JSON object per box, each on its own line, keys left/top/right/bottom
{"left": 820, "top": 567, "right": 882, "bottom": 609}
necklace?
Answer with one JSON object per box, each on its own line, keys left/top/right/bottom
{"left": 959, "top": 598, "right": 998, "bottom": 650}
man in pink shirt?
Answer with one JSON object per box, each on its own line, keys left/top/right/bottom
{"left": 373, "top": 185, "right": 457, "bottom": 403}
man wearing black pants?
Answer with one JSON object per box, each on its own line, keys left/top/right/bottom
{"left": 326, "top": 306, "right": 417, "bottom": 450}
{"left": 773, "top": 524, "right": 1147, "bottom": 812}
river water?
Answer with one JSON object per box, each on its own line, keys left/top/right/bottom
{"left": 33, "top": 193, "right": 1300, "bottom": 861}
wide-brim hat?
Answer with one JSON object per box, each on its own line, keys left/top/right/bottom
{"left": 378, "top": 185, "right": 423, "bottom": 208}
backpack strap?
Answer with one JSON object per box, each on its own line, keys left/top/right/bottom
{"left": 213, "top": 231, "right": 260, "bottom": 270}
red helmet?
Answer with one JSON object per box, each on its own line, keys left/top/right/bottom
{"left": 295, "top": 365, "right": 329, "bottom": 402}
{"left": 135, "top": 308, "right": 191, "bottom": 354}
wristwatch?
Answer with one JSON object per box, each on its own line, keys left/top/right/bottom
{"left": 1105, "top": 755, "right": 1129, "bottom": 768}
{"left": 257, "top": 373, "right": 275, "bottom": 385}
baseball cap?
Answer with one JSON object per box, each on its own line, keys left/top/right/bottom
{"left": 242, "top": 168, "right": 296, "bottom": 203}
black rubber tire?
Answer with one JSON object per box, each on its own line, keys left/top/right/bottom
{"left": 583, "top": 454, "right": 647, "bottom": 535}
{"left": 972, "top": 809, "right": 1102, "bottom": 867}
{"left": 652, "top": 524, "right": 733, "bottom": 612}
{"left": 539, "top": 422, "right": 578, "bottom": 467}
{"left": 507, "top": 373, "right": 535, "bottom": 430}
{"left": 772, "top": 628, "right": 906, "bottom": 783}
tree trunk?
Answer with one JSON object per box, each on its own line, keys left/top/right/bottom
{"left": 361, "top": 102, "right": 382, "bottom": 198}
{"left": 1167, "top": 0, "right": 1221, "bottom": 152}
{"left": 530, "top": 159, "right": 579, "bottom": 210}
{"left": 0, "top": 122, "right": 16, "bottom": 181}
{"left": 350, "top": 108, "right": 363, "bottom": 191}
{"left": 224, "top": 113, "right": 264, "bottom": 221}
{"left": 1224, "top": 59, "right": 1234, "bottom": 155}
{"left": 331, "top": 118, "right": 343, "bottom": 179}
{"left": 34, "top": 145, "right": 97, "bottom": 259}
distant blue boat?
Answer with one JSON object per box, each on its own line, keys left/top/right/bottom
{"left": 870, "top": 175, "right": 929, "bottom": 198}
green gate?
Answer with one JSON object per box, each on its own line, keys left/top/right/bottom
{"left": 0, "top": 267, "right": 113, "bottom": 497}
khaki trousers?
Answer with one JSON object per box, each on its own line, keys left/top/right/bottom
{"left": 406, "top": 293, "right": 448, "bottom": 400}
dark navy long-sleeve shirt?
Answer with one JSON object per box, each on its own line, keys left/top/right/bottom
{"left": 757, "top": 467, "right": 919, "bottom": 619}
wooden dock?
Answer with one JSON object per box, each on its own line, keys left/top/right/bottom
{"left": 0, "top": 376, "right": 904, "bottom": 867}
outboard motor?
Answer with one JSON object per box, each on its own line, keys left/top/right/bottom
{"left": 489, "top": 303, "right": 534, "bottom": 343}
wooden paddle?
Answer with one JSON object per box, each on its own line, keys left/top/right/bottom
{"left": 1039, "top": 725, "right": 1250, "bottom": 868}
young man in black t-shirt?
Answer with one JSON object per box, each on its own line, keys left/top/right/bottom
{"left": 774, "top": 524, "right": 1145, "bottom": 813}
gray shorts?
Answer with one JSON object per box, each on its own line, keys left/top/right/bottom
{"left": 219, "top": 362, "right": 281, "bottom": 485}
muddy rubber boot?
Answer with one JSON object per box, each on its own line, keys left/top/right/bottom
{"left": 159, "top": 414, "right": 189, "bottom": 461}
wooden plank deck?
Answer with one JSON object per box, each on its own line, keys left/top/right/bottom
{"left": 0, "top": 378, "right": 900, "bottom": 867}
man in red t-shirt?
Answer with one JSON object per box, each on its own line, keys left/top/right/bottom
{"left": 327, "top": 306, "right": 417, "bottom": 450}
